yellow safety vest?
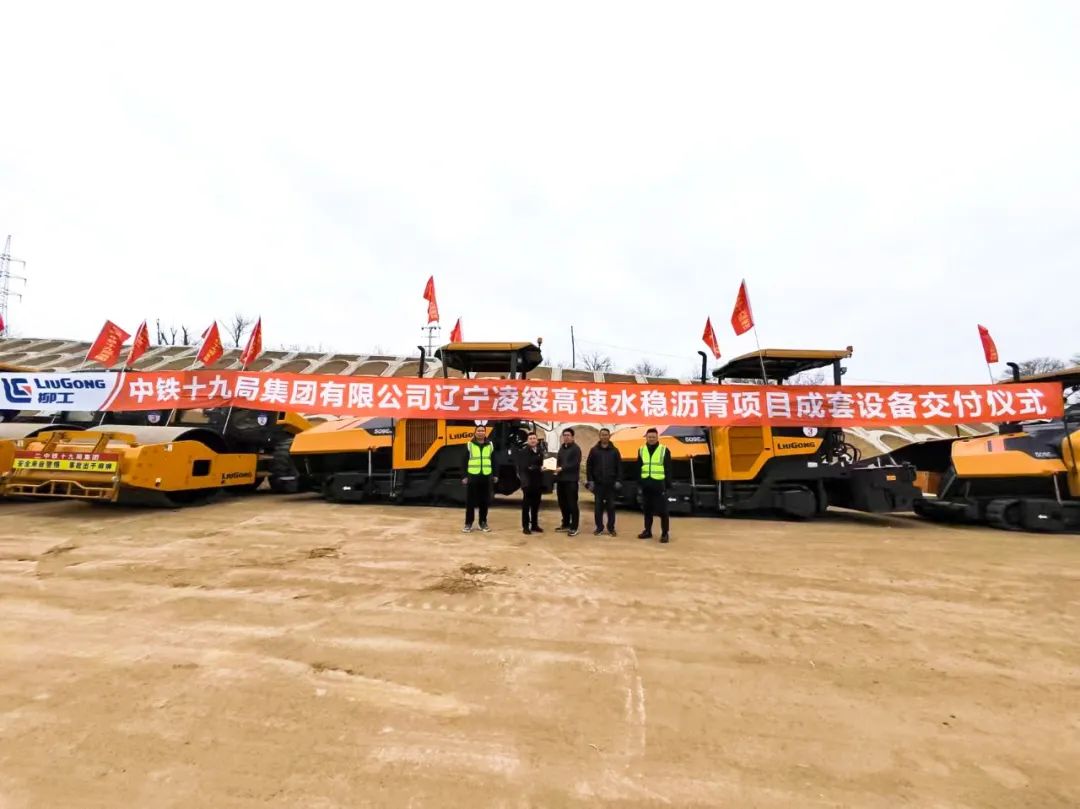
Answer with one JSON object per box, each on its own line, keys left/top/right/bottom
{"left": 467, "top": 442, "right": 493, "bottom": 475}
{"left": 639, "top": 444, "right": 667, "bottom": 480}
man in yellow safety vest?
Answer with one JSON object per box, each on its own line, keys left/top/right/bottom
{"left": 637, "top": 427, "right": 672, "bottom": 543}
{"left": 462, "top": 424, "right": 497, "bottom": 533}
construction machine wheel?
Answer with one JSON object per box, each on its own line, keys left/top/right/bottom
{"left": 114, "top": 487, "right": 224, "bottom": 508}
{"left": 992, "top": 498, "right": 1075, "bottom": 534}
{"left": 776, "top": 486, "right": 817, "bottom": 520}
{"left": 913, "top": 497, "right": 974, "bottom": 523}
{"left": 231, "top": 477, "right": 266, "bottom": 494}
{"left": 986, "top": 499, "right": 1024, "bottom": 531}
{"left": 268, "top": 436, "right": 303, "bottom": 494}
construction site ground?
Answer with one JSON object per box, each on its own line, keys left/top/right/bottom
{"left": 1, "top": 495, "right": 1077, "bottom": 808}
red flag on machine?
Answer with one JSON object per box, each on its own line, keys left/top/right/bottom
{"left": 449, "top": 318, "right": 462, "bottom": 343}
{"left": 423, "top": 276, "right": 440, "bottom": 323}
{"left": 977, "top": 324, "right": 998, "bottom": 364}
{"left": 702, "top": 317, "right": 721, "bottom": 359}
{"left": 85, "top": 320, "right": 131, "bottom": 367}
{"left": 730, "top": 280, "right": 755, "bottom": 336}
{"left": 240, "top": 317, "right": 263, "bottom": 368}
{"left": 0, "top": 313, "right": 5, "bottom": 335}
{"left": 127, "top": 320, "right": 150, "bottom": 366}
{"left": 197, "top": 321, "right": 224, "bottom": 366}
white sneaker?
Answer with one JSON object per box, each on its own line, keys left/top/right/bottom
{"left": 462, "top": 525, "right": 473, "bottom": 533}
{"left": 480, "top": 523, "right": 491, "bottom": 533}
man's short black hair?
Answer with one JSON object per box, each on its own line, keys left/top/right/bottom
{"left": 562, "top": 427, "right": 574, "bottom": 436}
{"left": 645, "top": 428, "right": 659, "bottom": 435}
{"left": 527, "top": 431, "right": 537, "bottom": 438}
{"left": 599, "top": 428, "right": 610, "bottom": 434}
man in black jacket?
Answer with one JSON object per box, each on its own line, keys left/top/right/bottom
{"left": 585, "top": 428, "right": 621, "bottom": 536}
{"left": 637, "top": 427, "right": 673, "bottom": 543}
{"left": 554, "top": 427, "right": 581, "bottom": 536}
{"left": 516, "top": 431, "right": 545, "bottom": 535}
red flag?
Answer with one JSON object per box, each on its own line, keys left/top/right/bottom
{"left": 85, "top": 320, "right": 131, "bottom": 367}
{"left": 449, "top": 318, "right": 462, "bottom": 343}
{"left": 423, "top": 276, "right": 440, "bottom": 323}
{"left": 730, "top": 280, "right": 754, "bottom": 336}
{"left": 702, "top": 317, "right": 721, "bottom": 359}
{"left": 0, "top": 312, "right": 5, "bottom": 335}
{"left": 197, "top": 322, "right": 224, "bottom": 367}
{"left": 240, "top": 317, "right": 263, "bottom": 368}
{"left": 978, "top": 324, "right": 998, "bottom": 364}
{"left": 127, "top": 321, "right": 150, "bottom": 366}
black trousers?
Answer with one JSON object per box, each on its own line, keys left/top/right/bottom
{"left": 642, "top": 482, "right": 670, "bottom": 535}
{"left": 521, "top": 486, "right": 542, "bottom": 529}
{"left": 556, "top": 481, "right": 579, "bottom": 529}
{"left": 465, "top": 475, "right": 491, "bottom": 525}
{"left": 593, "top": 482, "right": 617, "bottom": 531}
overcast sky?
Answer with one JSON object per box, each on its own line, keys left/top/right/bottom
{"left": 2, "top": 1, "right": 1077, "bottom": 382}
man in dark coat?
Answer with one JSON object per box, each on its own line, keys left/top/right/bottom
{"left": 554, "top": 427, "right": 581, "bottom": 536}
{"left": 585, "top": 428, "right": 621, "bottom": 536}
{"left": 516, "top": 431, "right": 545, "bottom": 535}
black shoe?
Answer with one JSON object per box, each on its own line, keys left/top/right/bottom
{"left": 531, "top": 525, "right": 543, "bottom": 533}
{"left": 479, "top": 523, "right": 491, "bottom": 533}
{"left": 522, "top": 528, "right": 532, "bottom": 535}
{"left": 568, "top": 529, "right": 579, "bottom": 537}
{"left": 608, "top": 529, "right": 617, "bottom": 537}
{"left": 593, "top": 528, "right": 604, "bottom": 536}
{"left": 554, "top": 526, "right": 568, "bottom": 533}
{"left": 637, "top": 531, "right": 652, "bottom": 540}
{"left": 660, "top": 534, "right": 670, "bottom": 543}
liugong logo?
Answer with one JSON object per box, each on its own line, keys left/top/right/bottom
{"left": 1, "top": 378, "right": 33, "bottom": 405}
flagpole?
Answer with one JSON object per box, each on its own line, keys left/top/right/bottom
{"left": 222, "top": 319, "right": 255, "bottom": 437}
{"left": 743, "top": 280, "right": 769, "bottom": 384}
{"left": 986, "top": 361, "right": 996, "bottom": 384}
{"left": 752, "top": 325, "right": 770, "bottom": 385}
{"left": 221, "top": 375, "right": 237, "bottom": 435}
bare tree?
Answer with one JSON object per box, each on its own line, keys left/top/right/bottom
{"left": 154, "top": 320, "right": 181, "bottom": 345}
{"left": 627, "top": 359, "right": 667, "bottom": 377}
{"left": 278, "top": 342, "right": 333, "bottom": 353}
{"left": 227, "top": 313, "right": 254, "bottom": 348}
{"left": 1000, "top": 356, "right": 1066, "bottom": 380}
{"left": 580, "top": 351, "right": 614, "bottom": 372}
{"left": 788, "top": 370, "right": 825, "bottom": 385}
{"left": 1071, "top": 353, "right": 1080, "bottom": 366}
{"left": 180, "top": 326, "right": 192, "bottom": 346}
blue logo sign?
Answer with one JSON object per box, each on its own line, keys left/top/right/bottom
{"left": 1, "top": 378, "right": 33, "bottom": 405}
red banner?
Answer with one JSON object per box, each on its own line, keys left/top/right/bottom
{"left": 197, "top": 322, "right": 224, "bottom": 367}
{"left": 978, "top": 324, "right": 999, "bottom": 364}
{"left": 240, "top": 318, "right": 263, "bottom": 368}
{"left": 128, "top": 321, "right": 151, "bottom": 366}
{"left": 92, "top": 371, "right": 1064, "bottom": 427}
{"left": 423, "top": 276, "right": 439, "bottom": 324}
{"left": 731, "top": 280, "right": 754, "bottom": 336}
{"left": 86, "top": 320, "right": 131, "bottom": 367}
{"left": 702, "top": 317, "right": 721, "bottom": 359}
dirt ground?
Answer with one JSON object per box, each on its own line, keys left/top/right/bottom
{"left": 0, "top": 495, "right": 1077, "bottom": 809}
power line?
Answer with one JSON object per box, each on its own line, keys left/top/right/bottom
{"left": 572, "top": 336, "right": 692, "bottom": 362}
